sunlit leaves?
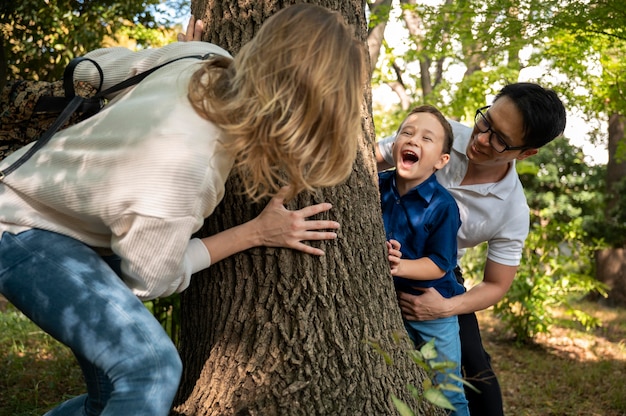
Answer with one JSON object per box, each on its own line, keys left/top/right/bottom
{"left": 1, "top": 0, "right": 189, "bottom": 80}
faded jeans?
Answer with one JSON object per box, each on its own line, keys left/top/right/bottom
{"left": 0, "top": 229, "right": 182, "bottom": 416}
{"left": 405, "top": 316, "right": 470, "bottom": 416}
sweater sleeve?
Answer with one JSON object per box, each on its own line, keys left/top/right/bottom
{"left": 73, "top": 42, "right": 232, "bottom": 98}
{"left": 109, "top": 214, "right": 207, "bottom": 300}
{"left": 185, "top": 238, "right": 212, "bottom": 275}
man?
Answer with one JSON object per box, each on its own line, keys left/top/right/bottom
{"left": 376, "top": 82, "right": 566, "bottom": 416}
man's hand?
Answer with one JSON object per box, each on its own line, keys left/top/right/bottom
{"left": 177, "top": 16, "right": 204, "bottom": 42}
{"left": 397, "top": 288, "right": 451, "bottom": 321}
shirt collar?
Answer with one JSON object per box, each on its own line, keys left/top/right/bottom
{"left": 392, "top": 172, "right": 439, "bottom": 204}
{"left": 444, "top": 128, "right": 520, "bottom": 201}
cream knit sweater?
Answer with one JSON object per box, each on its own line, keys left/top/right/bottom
{"left": 0, "top": 42, "right": 234, "bottom": 300}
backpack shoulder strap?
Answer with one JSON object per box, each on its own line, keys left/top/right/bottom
{"left": 94, "top": 53, "right": 210, "bottom": 99}
{"left": 64, "top": 57, "right": 104, "bottom": 98}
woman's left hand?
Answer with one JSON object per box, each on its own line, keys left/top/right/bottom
{"left": 177, "top": 16, "right": 204, "bottom": 42}
{"left": 253, "top": 188, "right": 340, "bottom": 256}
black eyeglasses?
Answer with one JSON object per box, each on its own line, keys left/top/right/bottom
{"left": 474, "top": 106, "right": 527, "bottom": 153}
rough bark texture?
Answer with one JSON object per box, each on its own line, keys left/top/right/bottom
{"left": 605, "top": 113, "right": 626, "bottom": 213}
{"left": 595, "top": 248, "right": 626, "bottom": 306}
{"left": 595, "top": 114, "right": 626, "bottom": 306}
{"left": 367, "top": 0, "right": 393, "bottom": 75}
{"left": 172, "top": 1, "right": 443, "bottom": 415}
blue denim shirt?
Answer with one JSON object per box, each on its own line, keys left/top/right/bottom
{"left": 379, "top": 170, "right": 464, "bottom": 298}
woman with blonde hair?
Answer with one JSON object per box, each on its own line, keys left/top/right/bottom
{"left": 0, "top": 4, "right": 365, "bottom": 415}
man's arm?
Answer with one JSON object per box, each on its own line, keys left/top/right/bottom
{"left": 375, "top": 141, "right": 394, "bottom": 171}
{"left": 397, "top": 259, "right": 517, "bottom": 320}
{"left": 375, "top": 136, "right": 395, "bottom": 171}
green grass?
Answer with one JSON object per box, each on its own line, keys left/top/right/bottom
{"left": 0, "top": 303, "right": 82, "bottom": 416}
{"left": 1, "top": 299, "right": 625, "bottom": 415}
{"left": 480, "top": 300, "right": 626, "bottom": 416}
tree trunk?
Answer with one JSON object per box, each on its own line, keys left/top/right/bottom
{"left": 172, "top": 1, "right": 442, "bottom": 415}
{"left": 595, "top": 248, "right": 626, "bottom": 306}
{"left": 595, "top": 113, "right": 626, "bottom": 306}
{"left": 605, "top": 113, "right": 626, "bottom": 211}
{"left": 367, "top": 0, "right": 393, "bottom": 75}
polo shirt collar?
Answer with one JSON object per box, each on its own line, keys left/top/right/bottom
{"left": 449, "top": 136, "right": 520, "bottom": 201}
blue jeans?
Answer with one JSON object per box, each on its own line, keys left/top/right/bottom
{"left": 405, "top": 316, "right": 470, "bottom": 416}
{"left": 0, "top": 229, "right": 182, "bottom": 416}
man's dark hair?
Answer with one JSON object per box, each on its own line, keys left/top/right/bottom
{"left": 494, "top": 82, "right": 566, "bottom": 149}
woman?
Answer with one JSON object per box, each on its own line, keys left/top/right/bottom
{"left": 0, "top": 4, "right": 366, "bottom": 415}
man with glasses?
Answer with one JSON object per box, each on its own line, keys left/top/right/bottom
{"left": 376, "top": 82, "right": 567, "bottom": 416}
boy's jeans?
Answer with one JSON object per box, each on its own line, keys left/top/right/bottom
{"left": 0, "top": 229, "right": 182, "bottom": 416}
{"left": 405, "top": 316, "right": 470, "bottom": 416}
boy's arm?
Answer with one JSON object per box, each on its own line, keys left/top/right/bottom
{"left": 393, "top": 257, "right": 446, "bottom": 280}
{"left": 387, "top": 240, "right": 446, "bottom": 280}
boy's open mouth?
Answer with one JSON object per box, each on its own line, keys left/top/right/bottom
{"left": 401, "top": 149, "right": 419, "bottom": 165}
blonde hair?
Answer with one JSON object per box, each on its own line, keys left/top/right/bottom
{"left": 188, "top": 4, "right": 366, "bottom": 202}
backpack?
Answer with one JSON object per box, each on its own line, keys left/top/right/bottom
{"left": 0, "top": 53, "right": 213, "bottom": 180}
{"left": 0, "top": 78, "right": 99, "bottom": 160}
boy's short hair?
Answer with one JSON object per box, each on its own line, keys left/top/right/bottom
{"left": 401, "top": 105, "right": 454, "bottom": 154}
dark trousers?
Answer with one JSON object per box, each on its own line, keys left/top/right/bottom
{"left": 454, "top": 266, "right": 504, "bottom": 416}
{"left": 458, "top": 311, "right": 504, "bottom": 416}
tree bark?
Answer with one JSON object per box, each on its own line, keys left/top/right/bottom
{"left": 595, "top": 248, "right": 626, "bottom": 306}
{"left": 605, "top": 113, "right": 626, "bottom": 211}
{"left": 367, "top": 0, "right": 393, "bottom": 75}
{"left": 173, "top": 1, "right": 442, "bottom": 415}
{"left": 594, "top": 113, "right": 626, "bottom": 306}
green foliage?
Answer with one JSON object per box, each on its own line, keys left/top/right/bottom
{"left": 371, "top": 0, "right": 570, "bottom": 118}
{"left": 493, "top": 219, "right": 606, "bottom": 344}
{"left": 0, "top": 0, "right": 189, "bottom": 81}
{"left": 520, "top": 137, "right": 605, "bottom": 227}
{"left": 0, "top": 304, "right": 82, "bottom": 415}
{"left": 584, "top": 175, "right": 626, "bottom": 248}
{"left": 373, "top": 101, "right": 405, "bottom": 141}
{"left": 368, "top": 337, "right": 476, "bottom": 414}
{"left": 367, "top": 1, "right": 392, "bottom": 31}
{"left": 144, "top": 294, "right": 181, "bottom": 345}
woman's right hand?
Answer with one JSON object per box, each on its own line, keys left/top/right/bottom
{"left": 253, "top": 188, "right": 340, "bottom": 256}
{"left": 200, "top": 188, "right": 340, "bottom": 265}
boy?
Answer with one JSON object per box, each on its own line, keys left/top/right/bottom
{"left": 379, "top": 105, "right": 469, "bottom": 416}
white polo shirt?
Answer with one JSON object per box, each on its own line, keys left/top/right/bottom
{"left": 378, "top": 120, "right": 529, "bottom": 266}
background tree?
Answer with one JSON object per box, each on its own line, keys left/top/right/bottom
{"left": 0, "top": 0, "right": 189, "bottom": 83}
{"left": 173, "top": 1, "right": 442, "bottom": 415}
